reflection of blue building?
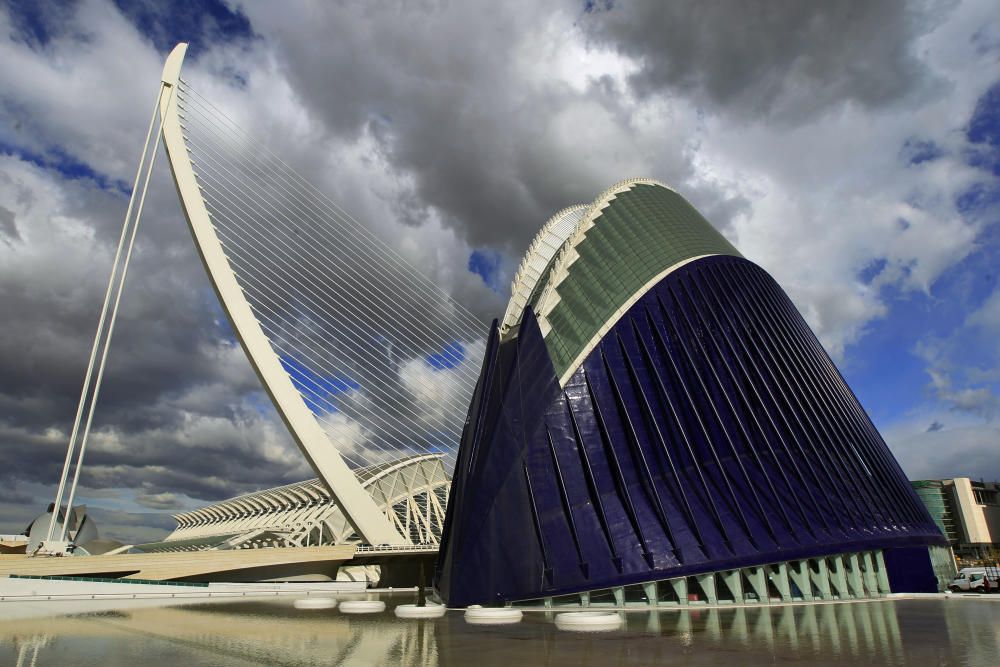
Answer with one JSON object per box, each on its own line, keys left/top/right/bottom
{"left": 435, "top": 179, "right": 950, "bottom": 608}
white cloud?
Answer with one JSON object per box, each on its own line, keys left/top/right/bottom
{"left": 0, "top": 1, "right": 166, "bottom": 182}
{"left": 884, "top": 412, "right": 1000, "bottom": 481}
{"left": 398, "top": 338, "right": 485, "bottom": 432}
{"left": 967, "top": 287, "right": 1000, "bottom": 331}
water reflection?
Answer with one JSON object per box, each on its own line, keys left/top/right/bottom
{"left": 639, "top": 603, "right": 905, "bottom": 658}
{"left": 440, "top": 601, "right": 999, "bottom": 666}
{"left": 11, "top": 632, "right": 50, "bottom": 667}
{"left": 0, "top": 596, "right": 997, "bottom": 666}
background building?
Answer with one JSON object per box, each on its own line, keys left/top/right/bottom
{"left": 913, "top": 478, "right": 1000, "bottom": 562}
{"left": 436, "top": 179, "right": 950, "bottom": 608}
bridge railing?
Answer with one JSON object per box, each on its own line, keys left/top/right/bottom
{"left": 354, "top": 544, "right": 438, "bottom": 553}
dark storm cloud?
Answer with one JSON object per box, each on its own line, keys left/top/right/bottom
{"left": 83, "top": 506, "right": 178, "bottom": 543}
{"left": 0, "top": 501, "right": 43, "bottom": 536}
{"left": 86, "top": 506, "right": 177, "bottom": 530}
{"left": 0, "top": 151, "right": 307, "bottom": 510}
{"left": 582, "top": 0, "right": 944, "bottom": 123}
{"left": 0, "top": 172, "right": 244, "bottom": 428}
{"left": 134, "top": 491, "right": 184, "bottom": 510}
{"left": 0, "top": 488, "right": 35, "bottom": 508}
{"left": 70, "top": 414, "right": 314, "bottom": 500}
{"left": 236, "top": 1, "right": 675, "bottom": 255}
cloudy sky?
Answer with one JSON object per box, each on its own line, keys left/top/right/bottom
{"left": 1, "top": 0, "right": 998, "bottom": 543}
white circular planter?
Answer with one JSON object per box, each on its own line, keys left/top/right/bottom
{"left": 464, "top": 606, "right": 523, "bottom": 625}
{"left": 339, "top": 600, "right": 386, "bottom": 614}
{"left": 554, "top": 611, "right": 623, "bottom": 632}
{"left": 394, "top": 603, "right": 447, "bottom": 619}
{"left": 293, "top": 597, "right": 337, "bottom": 610}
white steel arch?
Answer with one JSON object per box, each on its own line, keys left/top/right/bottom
{"left": 158, "top": 44, "right": 402, "bottom": 544}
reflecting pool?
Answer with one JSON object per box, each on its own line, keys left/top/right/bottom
{"left": 1, "top": 594, "right": 998, "bottom": 666}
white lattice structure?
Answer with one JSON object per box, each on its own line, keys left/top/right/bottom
{"left": 140, "top": 455, "right": 449, "bottom": 553}
{"left": 500, "top": 205, "right": 588, "bottom": 337}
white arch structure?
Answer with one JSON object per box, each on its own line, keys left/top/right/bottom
{"left": 146, "top": 454, "right": 450, "bottom": 552}
{"left": 158, "top": 44, "right": 481, "bottom": 545}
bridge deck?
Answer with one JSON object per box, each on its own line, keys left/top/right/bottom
{"left": 0, "top": 545, "right": 356, "bottom": 582}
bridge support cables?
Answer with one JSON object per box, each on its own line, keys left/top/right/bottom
{"left": 42, "top": 75, "right": 175, "bottom": 553}
{"left": 158, "top": 44, "right": 484, "bottom": 545}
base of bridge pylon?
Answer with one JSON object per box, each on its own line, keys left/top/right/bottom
{"left": 347, "top": 546, "right": 439, "bottom": 589}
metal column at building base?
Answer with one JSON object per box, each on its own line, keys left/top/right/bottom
{"left": 513, "top": 549, "right": 894, "bottom": 608}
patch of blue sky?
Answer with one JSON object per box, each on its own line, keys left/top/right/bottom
{"left": 111, "top": 0, "right": 255, "bottom": 59}
{"left": 3, "top": 0, "right": 73, "bottom": 48}
{"left": 846, "top": 81, "right": 1000, "bottom": 426}
{"left": 901, "top": 138, "right": 945, "bottom": 165}
{"left": 426, "top": 341, "right": 466, "bottom": 370}
{"left": 7, "top": 1, "right": 255, "bottom": 63}
{"left": 858, "top": 257, "right": 888, "bottom": 285}
{"left": 965, "top": 148, "right": 1000, "bottom": 178}
{"left": 202, "top": 289, "right": 239, "bottom": 346}
{"left": 844, "top": 219, "right": 1000, "bottom": 429}
{"left": 964, "top": 80, "right": 1000, "bottom": 177}
{"left": 468, "top": 248, "right": 504, "bottom": 292}
{"left": 841, "top": 286, "right": 943, "bottom": 426}
{"left": 583, "top": 0, "right": 615, "bottom": 14}
{"left": 968, "top": 81, "right": 1000, "bottom": 146}
{"left": 280, "top": 354, "right": 359, "bottom": 414}
{"left": 0, "top": 140, "right": 130, "bottom": 195}
{"left": 245, "top": 390, "right": 276, "bottom": 418}
{"left": 957, "top": 181, "right": 1000, "bottom": 213}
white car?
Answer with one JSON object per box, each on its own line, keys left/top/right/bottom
{"left": 949, "top": 568, "right": 996, "bottom": 592}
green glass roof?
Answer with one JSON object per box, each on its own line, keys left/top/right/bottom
{"left": 522, "top": 179, "right": 741, "bottom": 382}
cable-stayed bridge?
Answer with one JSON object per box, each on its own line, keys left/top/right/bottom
{"left": 41, "top": 43, "right": 485, "bottom": 555}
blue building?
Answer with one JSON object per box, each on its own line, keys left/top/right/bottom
{"left": 435, "top": 179, "right": 950, "bottom": 608}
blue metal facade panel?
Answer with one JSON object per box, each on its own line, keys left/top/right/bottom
{"left": 435, "top": 256, "right": 944, "bottom": 606}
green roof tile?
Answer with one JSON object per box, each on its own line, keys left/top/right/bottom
{"left": 526, "top": 180, "right": 740, "bottom": 381}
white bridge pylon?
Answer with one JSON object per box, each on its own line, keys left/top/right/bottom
{"left": 158, "top": 44, "right": 484, "bottom": 545}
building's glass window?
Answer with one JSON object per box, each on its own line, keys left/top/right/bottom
{"left": 973, "top": 488, "right": 998, "bottom": 506}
